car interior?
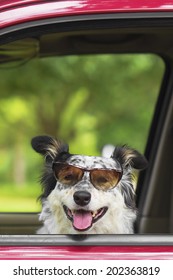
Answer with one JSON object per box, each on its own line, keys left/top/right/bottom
{"left": 0, "top": 13, "right": 173, "bottom": 238}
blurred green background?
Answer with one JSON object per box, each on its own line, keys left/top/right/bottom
{"left": 0, "top": 54, "right": 164, "bottom": 212}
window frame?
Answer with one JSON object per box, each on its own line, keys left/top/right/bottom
{"left": 0, "top": 11, "right": 173, "bottom": 243}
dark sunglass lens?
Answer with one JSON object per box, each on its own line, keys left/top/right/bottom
{"left": 53, "top": 163, "right": 83, "bottom": 186}
{"left": 91, "top": 169, "right": 122, "bottom": 190}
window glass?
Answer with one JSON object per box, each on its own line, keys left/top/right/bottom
{"left": 0, "top": 54, "right": 164, "bottom": 212}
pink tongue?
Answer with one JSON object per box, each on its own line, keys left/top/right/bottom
{"left": 73, "top": 210, "right": 92, "bottom": 230}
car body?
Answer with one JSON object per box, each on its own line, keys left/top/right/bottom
{"left": 1, "top": 0, "right": 173, "bottom": 260}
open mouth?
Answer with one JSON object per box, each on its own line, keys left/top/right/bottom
{"left": 63, "top": 205, "right": 108, "bottom": 231}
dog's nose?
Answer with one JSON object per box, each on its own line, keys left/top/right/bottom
{"left": 73, "top": 191, "right": 91, "bottom": 206}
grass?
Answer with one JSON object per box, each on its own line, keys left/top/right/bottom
{"left": 0, "top": 183, "right": 41, "bottom": 212}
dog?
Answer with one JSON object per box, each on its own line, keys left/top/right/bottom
{"left": 31, "top": 135, "right": 147, "bottom": 234}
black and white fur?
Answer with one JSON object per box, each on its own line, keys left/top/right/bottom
{"left": 31, "top": 135, "right": 147, "bottom": 234}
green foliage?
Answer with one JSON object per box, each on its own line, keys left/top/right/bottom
{"left": 0, "top": 54, "right": 164, "bottom": 211}
{"left": 0, "top": 184, "right": 41, "bottom": 212}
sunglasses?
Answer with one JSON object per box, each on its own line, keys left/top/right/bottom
{"left": 52, "top": 162, "right": 122, "bottom": 191}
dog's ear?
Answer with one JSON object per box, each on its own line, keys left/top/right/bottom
{"left": 112, "top": 145, "right": 148, "bottom": 170}
{"left": 31, "top": 135, "right": 69, "bottom": 162}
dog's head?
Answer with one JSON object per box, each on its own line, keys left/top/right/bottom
{"left": 31, "top": 135, "right": 147, "bottom": 233}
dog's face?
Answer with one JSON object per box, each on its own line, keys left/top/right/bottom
{"left": 31, "top": 136, "right": 148, "bottom": 234}
{"left": 50, "top": 155, "right": 122, "bottom": 232}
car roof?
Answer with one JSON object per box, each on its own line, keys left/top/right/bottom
{"left": 1, "top": 0, "right": 173, "bottom": 28}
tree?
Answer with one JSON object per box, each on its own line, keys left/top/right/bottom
{"left": 0, "top": 54, "right": 164, "bottom": 185}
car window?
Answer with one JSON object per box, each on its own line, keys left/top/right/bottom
{"left": 0, "top": 54, "right": 164, "bottom": 212}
